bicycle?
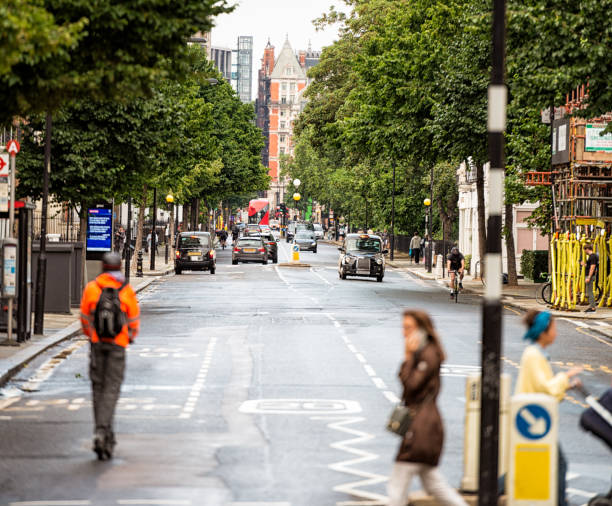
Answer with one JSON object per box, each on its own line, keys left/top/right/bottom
{"left": 535, "top": 273, "right": 553, "bottom": 305}
{"left": 451, "top": 270, "right": 460, "bottom": 303}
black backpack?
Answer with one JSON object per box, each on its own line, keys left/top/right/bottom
{"left": 93, "top": 281, "right": 127, "bottom": 338}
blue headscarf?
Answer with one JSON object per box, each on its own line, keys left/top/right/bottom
{"left": 523, "top": 311, "right": 551, "bottom": 342}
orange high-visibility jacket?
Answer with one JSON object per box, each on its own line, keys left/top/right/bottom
{"left": 80, "top": 273, "right": 140, "bottom": 348}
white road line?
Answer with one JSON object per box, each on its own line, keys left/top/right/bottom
{"left": 566, "top": 488, "right": 597, "bottom": 498}
{"left": 118, "top": 501, "right": 192, "bottom": 505}
{"left": 560, "top": 318, "right": 589, "bottom": 328}
{"left": 310, "top": 267, "right": 333, "bottom": 286}
{"left": 347, "top": 344, "right": 357, "bottom": 353}
{"left": 178, "top": 337, "right": 217, "bottom": 420}
{"left": 20, "top": 340, "right": 86, "bottom": 392}
{"left": 364, "top": 365, "right": 376, "bottom": 377}
{"left": 372, "top": 377, "right": 387, "bottom": 389}
{"left": 384, "top": 391, "right": 400, "bottom": 404}
{"left": 312, "top": 416, "right": 388, "bottom": 505}
{"left": 594, "top": 321, "right": 609, "bottom": 327}
{"left": 230, "top": 503, "right": 291, "bottom": 506}
{"left": 354, "top": 353, "right": 366, "bottom": 364}
{"left": 0, "top": 397, "right": 21, "bottom": 410}
{"left": 9, "top": 502, "right": 91, "bottom": 506}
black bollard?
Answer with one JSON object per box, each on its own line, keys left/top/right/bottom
{"left": 136, "top": 249, "right": 144, "bottom": 277}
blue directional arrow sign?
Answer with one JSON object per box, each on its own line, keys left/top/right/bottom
{"left": 516, "top": 404, "right": 552, "bottom": 440}
{"left": 293, "top": 244, "right": 299, "bottom": 252}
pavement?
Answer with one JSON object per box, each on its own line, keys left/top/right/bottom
{"left": 0, "top": 251, "right": 174, "bottom": 386}
{"left": 0, "top": 240, "right": 609, "bottom": 506}
{"left": 387, "top": 253, "right": 612, "bottom": 341}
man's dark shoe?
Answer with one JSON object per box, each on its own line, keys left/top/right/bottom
{"left": 93, "top": 431, "right": 106, "bottom": 460}
{"left": 584, "top": 307, "right": 596, "bottom": 313}
{"left": 459, "top": 282, "right": 464, "bottom": 290}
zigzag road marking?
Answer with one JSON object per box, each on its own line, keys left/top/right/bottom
{"left": 311, "top": 416, "right": 388, "bottom": 506}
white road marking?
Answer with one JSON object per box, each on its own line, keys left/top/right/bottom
{"left": 566, "top": 488, "right": 597, "bottom": 498}
{"left": 594, "top": 321, "right": 609, "bottom": 327}
{"left": 230, "top": 503, "right": 291, "bottom": 505}
{"left": 347, "top": 344, "right": 357, "bottom": 353}
{"left": 355, "top": 353, "right": 366, "bottom": 363}
{"left": 20, "top": 340, "right": 86, "bottom": 392}
{"left": 310, "top": 267, "right": 333, "bottom": 286}
{"left": 383, "top": 391, "right": 400, "bottom": 404}
{"left": 0, "top": 396, "right": 21, "bottom": 410}
{"left": 560, "top": 318, "right": 589, "bottom": 328}
{"left": 9, "top": 502, "right": 91, "bottom": 506}
{"left": 178, "top": 337, "right": 217, "bottom": 419}
{"left": 566, "top": 472, "right": 580, "bottom": 481}
{"left": 372, "top": 377, "right": 387, "bottom": 390}
{"left": 118, "top": 501, "right": 191, "bottom": 505}
{"left": 312, "top": 416, "right": 388, "bottom": 505}
{"left": 364, "top": 365, "right": 376, "bottom": 377}
{"left": 240, "top": 399, "right": 361, "bottom": 415}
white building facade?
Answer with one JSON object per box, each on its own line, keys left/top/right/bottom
{"left": 457, "top": 161, "right": 549, "bottom": 276}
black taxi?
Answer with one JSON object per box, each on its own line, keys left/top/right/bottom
{"left": 175, "top": 232, "right": 216, "bottom": 275}
{"left": 338, "top": 233, "right": 388, "bottom": 282}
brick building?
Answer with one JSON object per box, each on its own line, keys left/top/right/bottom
{"left": 256, "top": 39, "right": 319, "bottom": 207}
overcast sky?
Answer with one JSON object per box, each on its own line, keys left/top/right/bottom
{"left": 211, "top": 0, "right": 348, "bottom": 98}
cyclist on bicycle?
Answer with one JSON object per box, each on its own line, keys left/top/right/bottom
{"left": 447, "top": 246, "right": 465, "bottom": 297}
{"left": 219, "top": 229, "right": 228, "bottom": 249}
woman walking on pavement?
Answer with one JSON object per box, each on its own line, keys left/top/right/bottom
{"left": 387, "top": 309, "right": 468, "bottom": 506}
{"left": 516, "top": 310, "right": 582, "bottom": 506}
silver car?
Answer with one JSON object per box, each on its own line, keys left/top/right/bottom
{"left": 314, "top": 224, "right": 324, "bottom": 240}
{"left": 232, "top": 237, "right": 268, "bottom": 265}
{"left": 294, "top": 230, "right": 317, "bottom": 253}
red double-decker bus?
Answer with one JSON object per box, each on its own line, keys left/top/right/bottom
{"left": 248, "top": 199, "right": 270, "bottom": 225}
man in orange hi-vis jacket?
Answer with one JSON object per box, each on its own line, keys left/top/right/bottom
{"left": 80, "top": 252, "right": 139, "bottom": 460}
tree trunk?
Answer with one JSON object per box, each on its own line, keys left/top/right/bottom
{"left": 476, "top": 162, "right": 487, "bottom": 276}
{"left": 132, "top": 184, "right": 148, "bottom": 271}
{"left": 190, "top": 197, "right": 198, "bottom": 230}
{"left": 505, "top": 202, "right": 518, "bottom": 286}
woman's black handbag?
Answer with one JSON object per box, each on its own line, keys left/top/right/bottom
{"left": 386, "top": 404, "right": 416, "bottom": 436}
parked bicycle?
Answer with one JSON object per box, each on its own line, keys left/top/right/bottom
{"left": 535, "top": 272, "right": 603, "bottom": 306}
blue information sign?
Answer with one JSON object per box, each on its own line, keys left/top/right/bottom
{"left": 516, "top": 404, "right": 552, "bottom": 440}
{"left": 87, "top": 207, "right": 112, "bottom": 252}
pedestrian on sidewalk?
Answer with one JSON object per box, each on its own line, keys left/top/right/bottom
{"left": 387, "top": 309, "right": 468, "bottom": 506}
{"left": 582, "top": 244, "right": 599, "bottom": 313}
{"left": 515, "top": 310, "right": 582, "bottom": 506}
{"left": 80, "top": 252, "right": 140, "bottom": 460}
{"left": 410, "top": 232, "right": 422, "bottom": 264}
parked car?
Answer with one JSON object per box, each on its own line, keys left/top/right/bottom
{"left": 313, "top": 223, "right": 324, "bottom": 240}
{"left": 338, "top": 233, "right": 387, "bottom": 282}
{"left": 175, "top": 232, "right": 215, "bottom": 275}
{"left": 294, "top": 230, "right": 317, "bottom": 253}
{"left": 232, "top": 236, "right": 268, "bottom": 265}
{"left": 250, "top": 232, "right": 278, "bottom": 263}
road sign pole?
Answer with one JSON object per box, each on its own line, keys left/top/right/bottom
{"left": 34, "top": 113, "right": 52, "bottom": 335}
{"left": 7, "top": 150, "right": 16, "bottom": 343}
{"left": 479, "top": 0, "right": 506, "bottom": 504}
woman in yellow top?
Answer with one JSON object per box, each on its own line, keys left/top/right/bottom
{"left": 516, "top": 310, "right": 582, "bottom": 506}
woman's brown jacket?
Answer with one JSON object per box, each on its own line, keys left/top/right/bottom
{"left": 395, "top": 340, "right": 444, "bottom": 466}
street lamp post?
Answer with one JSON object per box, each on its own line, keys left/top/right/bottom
{"left": 166, "top": 194, "right": 174, "bottom": 265}
{"left": 293, "top": 179, "right": 301, "bottom": 220}
{"left": 424, "top": 198, "right": 432, "bottom": 272}
{"left": 150, "top": 187, "right": 157, "bottom": 271}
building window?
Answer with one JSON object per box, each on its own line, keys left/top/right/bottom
{"left": 280, "top": 147, "right": 285, "bottom": 154}
{"left": 290, "top": 82, "right": 296, "bottom": 92}
{"left": 280, "top": 135, "right": 286, "bottom": 143}
{"left": 280, "top": 121, "right": 286, "bottom": 129}
{"left": 282, "top": 82, "right": 287, "bottom": 91}
{"left": 281, "top": 97, "right": 286, "bottom": 104}
{"left": 280, "top": 110, "right": 285, "bottom": 117}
